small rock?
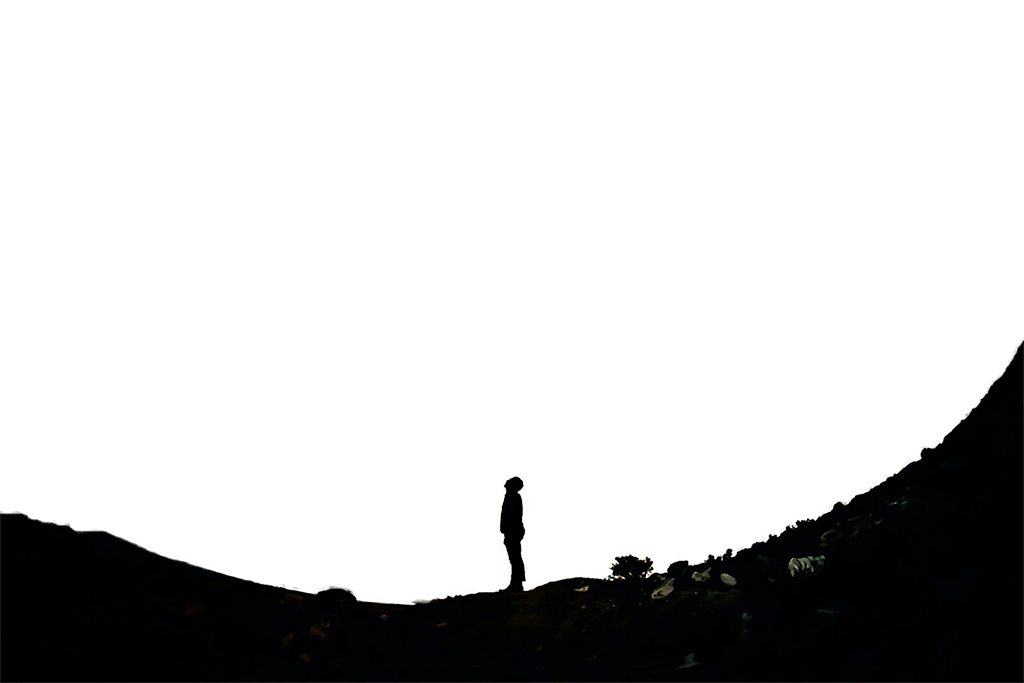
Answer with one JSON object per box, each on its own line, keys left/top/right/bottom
{"left": 436, "top": 622, "right": 447, "bottom": 628}
{"left": 279, "top": 593, "right": 303, "bottom": 613}
{"left": 676, "top": 652, "right": 699, "bottom": 669}
{"left": 788, "top": 555, "right": 826, "bottom": 577}
{"left": 574, "top": 586, "right": 589, "bottom": 592}
{"left": 309, "top": 623, "right": 328, "bottom": 641}
{"left": 667, "top": 559, "right": 690, "bottom": 576}
{"left": 379, "top": 614, "right": 389, "bottom": 622}
{"left": 652, "top": 577, "right": 675, "bottom": 599}
{"left": 720, "top": 573, "right": 737, "bottom": 587}
{"left": 316, "top": 587, "right": 355, "bottom": 602}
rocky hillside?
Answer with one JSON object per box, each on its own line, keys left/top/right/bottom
{"left": 2, "top": 343, "right": 1021, "bottom": 681}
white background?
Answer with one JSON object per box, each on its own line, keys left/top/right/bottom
{"left": 4, "top": 3, "right": 1019, "bottom": 335}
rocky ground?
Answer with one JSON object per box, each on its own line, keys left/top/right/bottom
{"left": 2, "top": 343, "right": 1021, "bottom": 681}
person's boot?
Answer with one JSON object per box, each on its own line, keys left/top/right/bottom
{"left": 501, "top": 581, "right": 524, "bottom": 593}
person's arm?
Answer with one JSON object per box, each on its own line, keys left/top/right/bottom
{"left": 515, "top": 494, "right": 524, "bottom": 534}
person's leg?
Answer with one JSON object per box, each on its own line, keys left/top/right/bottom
{"left": 503, "top": 535, "right": 525, "bottom": 589}
{"left": 512, "top": 538, "right": 525, "bottom": 584}
{"left": 503, "top": 535, "right": 514, "bottom": 581}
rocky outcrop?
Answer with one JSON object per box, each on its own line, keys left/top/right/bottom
{"left": 536, "top": 339, "right": 974, "bottom": 585}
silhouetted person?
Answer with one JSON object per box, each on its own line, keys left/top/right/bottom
{"left": 500, "top": 477, "right": 526, "bottom": 592}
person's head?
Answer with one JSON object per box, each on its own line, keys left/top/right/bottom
{"left": 504, "top": 477, "right": 523, "bottom": 492}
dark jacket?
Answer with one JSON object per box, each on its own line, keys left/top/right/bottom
{"left": 500, "top": 490, "right": 524, "bottom": 537}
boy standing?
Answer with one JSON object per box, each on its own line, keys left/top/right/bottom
{"left": 500, "top": 477, "right": 526, "bottom": 592}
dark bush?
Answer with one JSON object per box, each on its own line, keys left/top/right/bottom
{"left": 608, "top": 555, "right": 654, "bottom": 581}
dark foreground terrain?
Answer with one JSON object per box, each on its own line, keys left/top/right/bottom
{"left": 2, "top": 343, "right": 1021, "bottom": 681}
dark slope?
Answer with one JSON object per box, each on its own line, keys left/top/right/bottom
{"left": 2, "top": 342, "right": 1021, "bottom": 681}
{"left": 0, "top": 337, "right": 497, "bottom": 602}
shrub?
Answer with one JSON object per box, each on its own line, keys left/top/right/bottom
{"left": 608, "top": 555, "right": 654, "bottom": 581}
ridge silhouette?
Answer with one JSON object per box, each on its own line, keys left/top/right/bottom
{"left": 1, "top": 341, "right": 1020, "bottom": 680}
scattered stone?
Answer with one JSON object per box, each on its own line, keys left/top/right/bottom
{"left": 651, "top": 577, "right": 674, "bottom": 599}
{"left": 676, "top": 652, "right": 699, "bottom": 669}
{"left": 436, "top": 622, "right": 447, "bottom": 628}
{"left": 379, "top": 614, "right": 389, "bottom": 622}
{"left": 692, "top": 568, "right": 711, "bottom": 583}
{"left": 788, "top": 555, "right": 826, "bottom": 577}
{"left": 720, "top": 573, "right": 737, "bottom": 587}
{"left": 574, "top": 586, "right": 589, "bottom": 592}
